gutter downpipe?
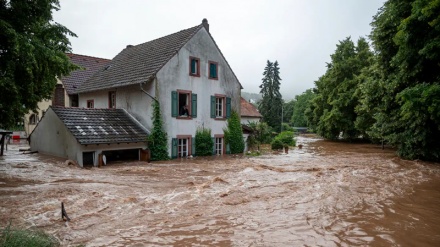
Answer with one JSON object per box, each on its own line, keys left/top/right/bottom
{"left": 140, "top": 76, "right": 158, "bottom": 102}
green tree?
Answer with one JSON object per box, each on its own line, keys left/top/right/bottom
{"left": 224, "top": 110, "right": 244, "bottom": 154}
{"left": 363, "top": 0, "right": 440, "bottom": 160}
{"left": 258, "top": 60, "right": 283, "bottom": 132}
{"left": 283, "top": 100, "right": 294, "bottom": 124}
{"left": 148, "top": 102, "right": 169, "bottom": 161}
{"left": 308, "top": 37, "right": 373, "bottom": 140}
{"left": 0, "top": 0, "right": 78, "bottom": 128}
{"left": 291, "top": 89, "right": 315, "bottom": 127}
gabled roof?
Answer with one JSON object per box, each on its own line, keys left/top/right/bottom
{"left": 51, "top": 107, "right": 148, "bottom": 145}
{"left": 62, "top": 54, "right": 111, "bottom": 95}
{"left": 77, "top": 19, "right": 242, "bottom": 93}
{"left": 240, "top": 97, "right": 262, "bottom": 118}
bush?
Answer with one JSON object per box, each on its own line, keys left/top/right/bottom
{"left": 224, "top": 110, "right": 245, "bottom": 154}
{"left": 195, "top": 127, "right": 214, "bottom": 156}
{"left": 274, "top": 131, "right": 296, "bottom": 147}
{"left": 271, "top": 139, "right": 284, "bottom": 150}
{"left": 0, "top": 224, "right": 59, "bottom": 247}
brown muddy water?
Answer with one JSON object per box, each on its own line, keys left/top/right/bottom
{"left": 1, "top": 136, "right": 440, "bottom": 246}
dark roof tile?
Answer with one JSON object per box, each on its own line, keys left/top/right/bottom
{"left": 62, "top": 54, "right": 111, "bottom": 95}
{"left": 51, "top": 107, "right": 148, "bottom": 145}
{"left": 240, "top": 97, "right": 262, "bottom": 118}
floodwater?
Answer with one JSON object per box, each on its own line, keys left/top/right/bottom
{"left": 1, "top": 136, "right": 440, "bottom": 246}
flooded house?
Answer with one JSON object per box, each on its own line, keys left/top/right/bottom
{"left": 30, "top": 19, "right": 243, "bottom": 165}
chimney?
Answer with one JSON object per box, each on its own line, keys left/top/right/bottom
{"left": 202, "top": 18, "right": 209, "bottom": 32}
{"left": 126, "top": 45, "right": 133, "bottom": 48}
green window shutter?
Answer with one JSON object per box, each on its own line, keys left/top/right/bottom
{"left": 171, "top": 138, "right": 178, "bottom": 158}
{"left": 191, "top": 59, "right": 196, "bottom": 74}
{"left": 226, "top": 143, "right": 231, "bottom": 154}
{"left": 210, "top": 63, "right": 217, "bottom": 78}
{"left": 226, "top": 97, "right": 231, "bottom": 118}
{"left": 210, "top": 95, "right": 216, "bottom": 118}
{"left": 212, "top": 137, "right": 216, "bottom": 155}
{"left": 191, "top": 93, "right": 197, "bottom": 118}
{"left": 171, "top": 91, "right": 178, "bottom": 117}
{"left": 192, "top": 137, "right": 196, "bottom": 156}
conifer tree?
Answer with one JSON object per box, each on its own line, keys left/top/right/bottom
{"left": 148, "top": 102, "right": 169, "bottom": 161}
{"left": 258, "top": 60, "right": 283, "bottom": 132}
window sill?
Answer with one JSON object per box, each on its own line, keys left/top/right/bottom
{"left": 177, "top": 116, "right": 193, "bottom": 120}
{"left": 209, "top": 77, "right": 218, "bottom": 80}
{"left": 189, "top": 74, "right": 200, "bottom": 77}
{"left": 213, "top": 117, "right": 226, "bottom": 121}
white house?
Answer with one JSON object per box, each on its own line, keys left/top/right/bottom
{"left": 75, "top": 19, "right": 242, "bottom": 159}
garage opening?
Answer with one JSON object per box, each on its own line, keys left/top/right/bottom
{"left": 83, "top": 152, "right": 95, "bottom": 167}
{"left": 102, "top": 149, "right": 139, "bottom": 164}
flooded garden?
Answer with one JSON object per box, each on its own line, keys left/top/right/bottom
{"left": 1, "top": 136, "right": 440, "bottom": 246}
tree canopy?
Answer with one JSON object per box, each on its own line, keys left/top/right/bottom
{"left": 305, "top": 0, "right": 440, "bottom": 161}
{"left": 0, "top": 0, "right": 77, "bottom": 128}
{"left": 258, "top": 60, "right": 283, "bottom": 132}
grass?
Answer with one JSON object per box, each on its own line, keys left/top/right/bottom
{"left": 0, "top": 224, "right": 59, "bottom": 247}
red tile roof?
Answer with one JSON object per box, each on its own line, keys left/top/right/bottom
{"left": 240, "top": 97, "right": 262, "bottom": 118}
{"left": 62, "top": 54, "right": 111, "bottom": 95}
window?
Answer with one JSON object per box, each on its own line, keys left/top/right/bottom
{"left": 171, "top": 136, "right": 194, "bottom": 158}
{"left": 87, "top": 100, "right": 94, "bottom": 108}
{"left": 29, "top": 114, "right": 37, "bottom": 125}
{"left": 211, "top": 95, "right": 231, "bottom": 119}
{"left": 189, "top": 57, "right": 200, "bottom": 77}
{"left": 209, "top": 61, "right": 218, "bottom": 79}
{"left": 215, "top": 137, "right": 223, "bottom": 155}
{"left": 171, "top": 90, "right": 197, "bottom": 118}
{"left": 108, "top": 91, "right": 116, "bottom": 108}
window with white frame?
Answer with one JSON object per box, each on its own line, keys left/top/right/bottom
{"left": 215, "top": 137, "right": 223, "bottom": 155}
{"left": 178, "top": 138, "right": 189, "bottom": 157}
{"left": 215, "top": 97, "right": 224, "bottom": 118}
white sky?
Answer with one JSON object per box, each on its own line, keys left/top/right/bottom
{"left": 53, "top": 0, "right": 385, "bottom": 100}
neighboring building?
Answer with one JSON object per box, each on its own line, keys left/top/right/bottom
{"left": 240, "top": 97, "right": 262, "bottom": 152}
{"left": 24, "top": 54, "right": 110, "bottom": 136}
{"left": 75, "top": 19, "right": 242, "bottom": 159}
{"left": 240, "top": 97, "right": 262, "bottom": 125}
{"left": 30, "top": 107, "right": 149, "bottom": 166}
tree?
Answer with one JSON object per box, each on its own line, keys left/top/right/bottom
{"left": 148, "top": 102, "right": 169, "bottom": 160}
{"left": 224, "top": 110, "right": 244, "bottom": 154}
{"left": 195, "top": 127, "right": 213, "bottom": 156}
{"left": 363, "top": 0, "right": 440, "bottom": 160}
{"left": 308, "top": 37, "right": 373, "bottom": 140}
{"left": 291, "top": 89, "right": 315, "bottom": 127}
{"left": 258, "top": 60, "right": 283, "bottom": 132}
{"left": 283, "top": 100, "right": 294, "bottom": 124}
{"left": 0, "top": 0, "right": 78, "bottom": 128}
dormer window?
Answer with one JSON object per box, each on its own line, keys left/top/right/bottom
{"left": 189, "top": 57, "right": 200, "bottom": 77}
{"left": 108, "top": 91, "right": 116, "bottom": 108}
{"left": 209, "top": 61, "right": 218, "bottom": 80}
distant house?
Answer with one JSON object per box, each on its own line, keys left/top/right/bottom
{"left": 31, "top": 19, "right": 243, "bottom": 164}
{"left": 240, "top": 97, "right": 262, "bottom": 152}
{"left": 240, "top": 97, "right": 262, "bottom": 124}
{"left": 24, "top": 54, "right": 110, "bottom": 135}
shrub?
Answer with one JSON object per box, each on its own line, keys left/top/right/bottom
{"left": 0, "top": 224, "right": 59, "bottom": 247}
{"left": 148, "top": 101, "right": 169, "bottom": 161}
{"left": 274, "top": 131, "right": 296, "bottom": 147}
{"left": 271, "top": 139, "right": 284, "bottom": 150}
{"left": 195, "top": 127, "right": 214, "bottom": 156}
{"left": 224, "top": 110, "right": 245, "bottom": 154}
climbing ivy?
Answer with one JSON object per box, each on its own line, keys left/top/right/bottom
{"left": 148, "top": 101, "right": 169, "bottom": 161}
{"left": 224, "top": 110, "right": 244, "bottom": 154}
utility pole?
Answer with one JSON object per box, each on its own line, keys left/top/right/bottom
{"left": 281, "top": 104, "right": 284, "bottom": 132}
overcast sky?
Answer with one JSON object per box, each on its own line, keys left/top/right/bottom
{"left": 53, "top": 0, "right": 385, "bottom": 100}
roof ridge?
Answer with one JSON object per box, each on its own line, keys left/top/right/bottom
{"left": 131, "top": 24, "right": 202, "bottom": 49}
{"left": 66, "top": 53, "right": 111, "bottom": 61}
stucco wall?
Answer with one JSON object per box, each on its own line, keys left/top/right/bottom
{"left": 241, "top": 116, "right": 261, "bottom": 125}
{"left": 29, "top": 108, "right": 80, "bottom": 161}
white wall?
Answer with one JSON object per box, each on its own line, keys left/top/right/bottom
{"left": 29, "top": 108, "right": 80, "bottom": 162}
{"left": 241, "top": 116, "right": 261, "bottom": 125}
